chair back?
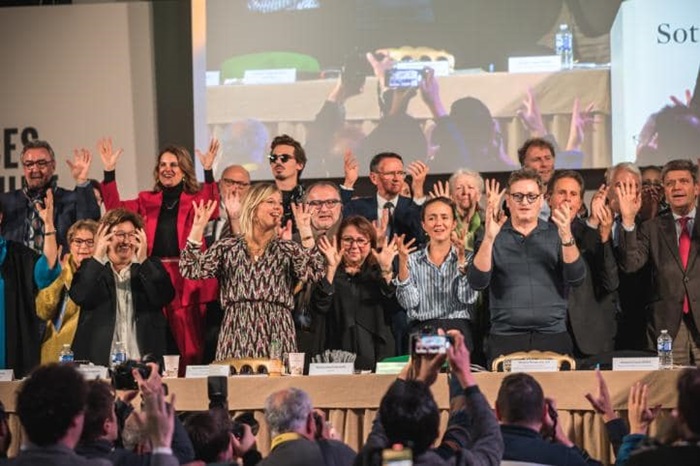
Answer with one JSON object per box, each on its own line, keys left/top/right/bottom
{"left": 491, "top": 350, "right": 576, "bottom": 372}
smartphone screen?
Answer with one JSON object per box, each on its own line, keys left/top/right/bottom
{"left": 386, "top": 68, "right": 422, "bottom": 88}
{"left": 412, "top": 335, "right": 449, "bottom": 355}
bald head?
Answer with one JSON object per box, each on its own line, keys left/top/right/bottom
{"left": 264, "top": 388, "right": 313, "bottom": 438}
{"left": 219, "top": 165, "right": 251, "bottom": 198}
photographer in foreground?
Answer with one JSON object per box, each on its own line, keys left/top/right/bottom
{"left": 355, "top": 330, "right": 503, "bottom": 466}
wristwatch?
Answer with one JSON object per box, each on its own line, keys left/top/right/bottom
{"left": 561, "top": 237, "right": 576, "bottom": 247}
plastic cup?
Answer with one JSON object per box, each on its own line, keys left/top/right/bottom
{"left": 163, "top": 355, "right": 180, "bottom": 378}
{"left": 288, "top": 352, "right": 305, "bottom": 376}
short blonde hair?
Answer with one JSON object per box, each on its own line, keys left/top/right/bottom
{"left": 66, "top": 219, "right": 98, "bottom": 244}
{"left": 239, "top": 183, "right": 280, "bottom": 237}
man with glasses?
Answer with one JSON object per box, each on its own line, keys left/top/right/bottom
{"left": 268, "top": 134, "right": 306, "bottom": 232}
{"left": 0, "top": 140, "right": 101, "bottom": 253}
{"left": 301, "top": 182, "right": 343, "bottom": 240}
{"left": 518, "top": 138, "right": 556, "bottom": 221}
{"left": 468, "top": 168, "right": 586, "bottom": 362}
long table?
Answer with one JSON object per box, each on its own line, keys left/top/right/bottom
{"left": 0, "top": 369, "right": 679, "bottom": 465}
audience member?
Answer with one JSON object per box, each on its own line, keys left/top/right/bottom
{"left": 468, "top": 169, "right": 585, "bottom": 362}
{"left": 36, "top": 219, "right": 98, "bottom": 364}
{"left": 639, "top": 165, "right": 666, "bottom": 221}
{"left": 0, "top": 401, "right": 10, "bottom": 459}
{"left": 0, "top": 193, "right": 60, "bottom": 377}
{"left": 99, "top": 137, "right": 220, "bottom": 368}
{"left": 617, "top": 159, "right": 700, "bottom": 365}
{"left": 259, "top": 388, "right": 355, "bottom": 466}
{"left": 184, "top": 408, "right": 259, "bottom": 465}
{"left": 496, "top": 372, "right": 601, "bottom": 465}
{"left": 547, "top": 171, "right": 618, "bottom": 357}
{"left": 268, "top": 134, "right": 306, "bottom": 232}
{"left": 300, "top": 182, "right": 344, "bottom": 241}
{"left": 356, "top": 330, "right": 503, "bottom": 465}
{"left": 69, "top": 208, "right": 175, "bottom": 366}
{"left": 313, "top": 216, "right": 398, "bottom": 370}
{"left": 0, "top": 141, "right": 101, "bottom": 253}
{"left": 205, "top": 164, "right": 251, "bottom": 245}
{"left": 395, "top": 197, "right": 478, "bottom": 349}
{"left": 12, "top": 364, "right": 111, "bottom": 465}
{"left": 180, "top": 184, "right": 325, "bottom": 360}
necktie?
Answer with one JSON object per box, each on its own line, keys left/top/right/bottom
{"left": 679, "top": 217, "right": 691, "bottom": 313}
{"left": 383, "top": 201, "right": 395, "bottom": 239}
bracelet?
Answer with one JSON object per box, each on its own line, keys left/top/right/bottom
{"left": 561, "top": 237, "right": 576, "bottom": 247}
{"left": 44, "top": 231, "right": 57, "bottom": 236}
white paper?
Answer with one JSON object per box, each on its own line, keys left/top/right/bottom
{"left": 77, "top": 365, "right": 109, "bottom": 380}
{"left": 185, "top": 365, "right": 230, "bottom": 378}
{"left": 612, "top": 357, "right": 660, "bottom": 371}
{"left": 510, "top": 359, "right": 559, "bottom": 373}
{"left": 243, "top": 68, "right": 297, "bottom": 85}
{"left": 308, "top": 363, "right": 354, "bottom": 376}
{"left": 508, "top": 55, "right": 562, "bottom": 73}
{"left": 0, "top": 370, "right": 13, "bottom": 381}
{"left": 374, "top": 362, "right": 406, "bottom": 375}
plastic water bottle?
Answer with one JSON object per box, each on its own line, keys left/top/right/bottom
{"left": 555, "top": 24, "right": 574, "bottom": 70}
{"left": 657, "top": 329, "right": 673, "bottom": 370}
{"left": 58, "top": 344, "right": 74, "bottom": 363}
{"left": 111, "top": 341, "right": 127, "bottom": 368}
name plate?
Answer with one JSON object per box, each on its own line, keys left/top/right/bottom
{"left": 243, "top": 68, "right": 296, "bottom": 85}
{"left": 510, "top": 359, "right": 559, "bottom": 373}
{"left": 78, "top": 365, "right": 109, "bottom": 380}
{"left": 185, "top": 365, "right": 231, "bottom": 378}
{"left": 508, "top": 55, "right": 562, "bottom": 73}
{"left": 308, "top": 363, "right": 354, "bottom": 376}
{"left": 0, "top": 370, "right": 13, "bottom": 381}
{"left": 375, "top": 362, "right": 406, "bottom": 375}
{"left": 612, "top": 357, "right": 660, "bottom": 371}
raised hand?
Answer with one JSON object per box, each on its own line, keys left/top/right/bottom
{"left": 627, "top": 382, "right": 661, "bottom": 435}
{"left": 372, "top": 208, "right": 389, "bottom": 240}
{"left": 395, "top": 234, "right": 417, "bottom": 260}
{"left": 343, "top": 149, "right": 359, "bottom": 189}
{"left": 484, "top": 178, "right": 505, "bottom": 212}
{"left": 419, "top": 67, "right": 447, "bottom": 118}
{"left": 615, "top": 180, "right": 641, "bottom": 228}
{"left": 97, "top": 137, "right": 123, "bottom": 171}
{"left": 291, "top": 202, "right": 313, "bottom": 233}
{"left": 407, "top": 161, "right": 429, "bottom": 200}
{"left": 318, "top": 235, "right": 342, "bottom": 269}
{"left": 551, "top": 203, "right": 574, "bottom": 241}
{"left": 278, "top": 220, "right": 293, "bottom": 241}
{"left": 517, "top": 87, "right": 546, "bottom": 137}
{"left": 566, "top": 97, "right": 595, "bottom": 152}
{"left": 372, "top": 235, "right": 398, "bottom": 273}
{"left": 223, "top": 190, "right": 242, "bottom": 222}
{"left": 366, "top": 49, "right": 394, "bottom": 89}
{"left": 594, "top": 202, "right": 614, "bottom": 243}
{"left": 133, "top": 362, "right": 175, "bottom": 449}
{"left": 188, "top": 199, "right": 217, "bottom": 242}
{"left": 446, "top": 330, "right": 475, "bottom": 388}
{"left": 134, "top": 228, "right": 148, "bottom": 263}
{"left": 669, "top": 88, "right": 692, "bottom": 107}
{"left": 93, "top": 223, "right": 113, "bottom": 259}
{"left": 429, "top": 179, "right": 450, "bottom": 199}
{"left": 484, "top": 200, "right": 506, "bottom": 241}
{"left": 67, "top": 148, "right": 92, "bottom": 184}
{"left": 584, "top": 368, "right": 617, "bottom": 422}
{"left": 450, "top": 228, "right": 468, "bottom": 265}
{"left": 587, "top": 184, "right": 608, "bottom": 228}
{"left": 36, "top": 189, "right": 55, "bottom": 228}
{"left": 196, "top": 138, "right": 220, "bottom": 171}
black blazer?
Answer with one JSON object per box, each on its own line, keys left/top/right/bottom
{"left": 69, "top": 257, "right": 175, "bottom": 366}
{"left": 567, "top": 219, "right": 619, "bottom": 356}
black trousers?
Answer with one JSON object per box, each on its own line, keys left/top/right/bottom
{"left": 408, "top": 318, "right": 474, "bottom": 352}
{"left": 487, "top": 331, "right": 573, "bottom": 366}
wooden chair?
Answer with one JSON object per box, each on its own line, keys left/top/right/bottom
{"left": 213, "top": 358, "right": 281, "bottom": 376}
{"left": 491, "top": 350, "right": 576, "bottom": 372}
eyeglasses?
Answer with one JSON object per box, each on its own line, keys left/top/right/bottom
{"left": 340, "top": 236, "right": 370, "bottom": 247}
{"left": 307, "top": 199, "right": 342, "bottom": 209}
{"left": 221, "top": 178, "right": 250, "bottom": 188}
{"left": 268, "top": 154, "right": 295, "bottom": 164}
{"left": 71, "top": 238, "right": 95, "bottom": 247}
{"left": 22, "top": 159, "right": 53, "bottom": 169}
{"left": 509, "top": 192, "right": 540, "bottom": 204}
{"left": 375, "top": 170, "right": 407, "bottom": 179}
{"left": 112, "top": 231, "right": 137, "bottom": 241}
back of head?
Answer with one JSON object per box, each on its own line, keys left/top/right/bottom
{"left": 17, "top": 364, "right": 88, "bottom": 447}
{"left": 81, "top": 380, "right": 116, "bottom": 443}
{"left": 655, "top": 105, "right": 700, "bottom": 160}
{"left": 496, "top": 373, "right": 545, "bottom": 425}
{"left": 677, "top": 367, "right": 700, "bottom": 436}
{"left": 378, "top": 380, "right": 439, "bottom": 456}
{"left": 449, "top": 97, "right": 494, "bottom": 151}
{"left": 184, "top": 410, "right": 232, "bottom": 463}
{"left": 264, "top": 388, "right": 312, "bottom": 437}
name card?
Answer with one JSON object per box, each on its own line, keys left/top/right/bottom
{"left": 243, "top": 68, "right": 297, "bottom": 85}
{"left": 308, "top": 363, "right": 354, "bottom": 376}
{"left": 613, "top": 357, "right": 660, "bottom": 371}
{"left": 508, "top": 55, "right": 562, "bottom": 73}
{"left": 78, "top": 365, "right": 109, "bottom": 380}
{"left": 0, "top": 370, "right": 13, "bottom": 381}
{"left": 185, "top": 365, "right": 231, "bottom": 378}
{"left": 510, "top": 359, "right": 559, "bottom": 373}
{"left": 394, "top": 60, "right": 451, "bottom": 77}
{"left": 375, "top": 362, "right": 406, "bottom": 375}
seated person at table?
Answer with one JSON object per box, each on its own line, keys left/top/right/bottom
{"left": 259, "top": 388, "right": 355, "bottom": 466}
{"left": 356, "top": 330, "right": 503, "bottom": 466}
{"left": 395, "top": 197, "right": 478, "bottom": 350}
{"left": 497, "top": 373, "right": 602, "bottom": 466}
{"left": 69, "top": 208, "right": 175, "bottom": 366}
{"left": 468, "top": 169, "right": 585, "bottom": 362}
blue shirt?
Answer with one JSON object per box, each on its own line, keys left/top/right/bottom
{"left": 395, "top": 246, "right": 477, "bottom": 322}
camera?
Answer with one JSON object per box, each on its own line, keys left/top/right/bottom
{"left": 385, "top": 67, "right": 424, "bottom": 89}
{"left": 231, "top": 412, "right": 259, "bottom": 440}
{"left": 411, "top": 333, "right": 453, "bottom": 355}
{"left": 111, "top": 360, "right": 152, "bottom": 390}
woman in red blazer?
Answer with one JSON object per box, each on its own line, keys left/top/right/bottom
{"left": 98, "top": 137, "right": 220, "bottom": 370}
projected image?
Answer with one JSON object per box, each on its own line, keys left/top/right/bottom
{"left": 207, "top": 0, "right": 687, "bottom": 179}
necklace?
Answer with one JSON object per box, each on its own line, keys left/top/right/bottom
{"left": 164, "top": 198, "right": 179, "bottom": 210}
{"left": 247, "top": 242, "right": 267, "bottom": 261}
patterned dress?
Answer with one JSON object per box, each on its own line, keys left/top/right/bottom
{"left": 180, "top": 236, "right": 325, "bottom": 359}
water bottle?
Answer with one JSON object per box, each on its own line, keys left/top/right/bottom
{"left": 58, "top": 344, "right": 74, "bottom": 363}
{"left": 555, "top": 24, "right": 574, "bottom": 70}
{"left": 657, "top": 329, "right": 673, "bottom": 370}
{"left": 111, "top": 341, "right": 127, "bottom": 368}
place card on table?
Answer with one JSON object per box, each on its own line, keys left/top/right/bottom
{"left": 612, "top": 357, "right": 660, "bottom": 371}
{"left": 375, "top": 362, "right": 406, "bottom": 375}
{"left": 243, "top": 68, "right": 296, "bottom": 85}
{"left": 77, "top": 365, "right": 109, "bottom": 380}
{"left": 185, "top": 365, "right": 230, "bottom": 378}
{"left": 308, "top": 363, "right": 354, "bottom": 376}
{"left": 508, "top": 55, "right": 562, "bottom": 73}
{"left": 510, "top": 359, "right": 559, "bottom": 373}
{"left": 0, "top": 370, "right": 13, "bottom": 381}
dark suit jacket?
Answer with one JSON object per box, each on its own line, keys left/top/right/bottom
{"left": 568, "top": 219, "right": 619, "bottom": 356}
{"left": 0, "top": 184, "right": 100, "bottom": 251}
{"left": 618, "top": 210, "right": 700, "bottom": 343}
{"left": 258, "top": 438, "right": 324, "bottom": 466}
{"left": 8, "top": 444, "right": 111, "bottom": 466}
{"left": 341, "top": 192, "right": 425, "bottom": 246}
{"left": 501, "top": 425, "right": 599, "bottom": 466}
{"left": 68, "top": 257, "right": 175, "bottom": 366}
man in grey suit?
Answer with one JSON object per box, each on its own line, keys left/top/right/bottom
{"left": 618, "top": 159, "right": 700, "bottom": 365}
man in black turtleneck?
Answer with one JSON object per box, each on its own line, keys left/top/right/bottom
{"left": 268, "top": 134, "right": 306, "bottom": 233}
{"left": 0, "top": 140, "right": 101, "bottom": 253}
